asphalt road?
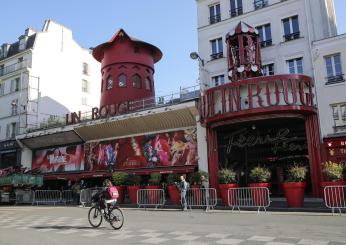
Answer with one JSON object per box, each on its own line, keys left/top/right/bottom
{"left": 0, "top": 206, "right": 345, "bottom": 245}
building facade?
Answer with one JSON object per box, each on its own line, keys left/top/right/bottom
{"left": 0, "top": 20, "right": 100, "bottom": 170}
{"left": 195, "top": 0, "right": 339, "bottom": 197}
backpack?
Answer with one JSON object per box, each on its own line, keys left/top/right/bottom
{"left": 108, "top": 186, "right": 119, "bottom": 199}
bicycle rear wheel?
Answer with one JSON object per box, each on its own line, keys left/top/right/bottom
{"left": 109, "top": 207, "right": 124, "bottom": 230}
{"left": 88, "top": 207, "right": 103, "bottom": 228}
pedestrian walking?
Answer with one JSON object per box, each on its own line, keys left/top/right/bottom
{"left": 71, "top": 181, "right": 81, "bottom": 205}
{"left": 177, "top": 175, "right": 189, "bottom": 211}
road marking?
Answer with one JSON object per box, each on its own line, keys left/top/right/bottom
{"left": 141, "top": 237, "right": 170, "bottom": 244}
{"left": 56, "top": 229, "right": 79, "bottom": 234}
{"left": 216, "top": 238, "right": 243, "bottom": 245}
{"left": 139, "top": 229, "right": 158, "bottom": 233}
{"left": 139, "top": 232, "right": 164, "bottom": 237}
{"left": 108, "top": 234, "right": 135, "bottom": 240}
{"left": 248, "top": 236, "right": 276, "bottom": 242}
{"left": 206, "top": 233, "right": 229, "bottom": 239}
{"left": 174, "top": 235, "right": 200, "bottom": 241}
{"left": 169, "top": 231, "right": 192, "bottom": 235}
{"left": 298, "top": 239, "right": 329, "bottom": 245}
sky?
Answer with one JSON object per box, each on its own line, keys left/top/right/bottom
{"left": 0, "top": 0, "right": 345, "bottom": 96}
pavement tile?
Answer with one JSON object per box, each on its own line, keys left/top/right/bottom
{"left": 139, "top": 232, "right": 164, "bottom": 237}
{"left": 169, "top": 231, "right": 193, "bottom": 235}
{"left": 216, "top": 238, "right": 244, "bottom": 244}
{"left": 174, "top": 235, "right": 200, "bottom": 241}
{"left": 248, "top": 236, "right": 275, "bottom": 242}
{"left": 265, "top": 242, "right": 296, "bottom": 245}
{"left": 140, "top": 237, "right": 170, "bottom": 244}
{"left": 298, "top": 239, "right": 330, "bottom": 245}
{"left": 206, "top": 233, "right": 230, "bottom": 239}
{"left": 139, "top": 229, "right": 158, "bottom": 233}
{"left": 81, "top": 231, "right": 105, "bottom": 237}
{"left": 108, "top": 234, "right": 135, "bottom": 240}
{"left": 56, "top": 229, "right": 79, "bottom": 234}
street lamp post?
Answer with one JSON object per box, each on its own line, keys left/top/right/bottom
{"left": 189, "top": 52, "right": 209, "bottom": 91}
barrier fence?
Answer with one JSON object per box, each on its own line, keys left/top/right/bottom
{"left": 34, "top": 190, "right": 62, "bottom": 205}
{"left": 227, "top": 187, "right": 271, "bottom": 213}
{"left": 323, "top": 185, "right": 346, "bottom": 215}
{"left": 186, "top": 188, "right": 217, "bottom": 210}
{"left": 15, "top": 190, "right": 34, "bottom": 204}
{"left": 80, "top": 188, "right": 103, "bottom": 207}
{"left": 137, "top": 189, "right": 165, "bottom": 208}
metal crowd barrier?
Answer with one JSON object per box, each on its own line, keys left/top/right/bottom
{"left": 15, "top": 190, "right": 34, "bottom": 205}
{"left": 34, "top": 190, "right": 62, "bottom": 206}
{"left": 80, "top": 188, "right": 103, "bottom": 207}
{"left": 61, "top": 190, "right": 73, "bottom": 204}
{"left": 137, "top": 189, "right": 165, "bottom": 208}
{"left": 227, "top": 187, "right": 271, "bottom": 213}
{"left": 323, "top": 186, "right": 346, "bottom": 215}
{"left": 186, "top": 188, "right": 217, "bottom": 210}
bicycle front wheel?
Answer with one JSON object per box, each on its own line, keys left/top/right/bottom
{"left": 88, "top": 207, "right": 103, "bottom": 228}
{"left": 109, "top": 207, "right": 124, "bottom": 230}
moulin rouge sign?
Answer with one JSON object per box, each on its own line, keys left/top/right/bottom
{"left": 202, "top": 77, "right": 315, "bottom": 118}
{"left": 66, "top": 100, "right": 136, "bottom": 125}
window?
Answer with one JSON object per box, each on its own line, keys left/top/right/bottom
{"left": 209, "top": 4, "right": 221, "bottom": 24}
{"left": 82, "top": 79, "right": 89, "bottom": 93}
{"left": 7, "top": 122, "right": 17, "bottom": 139}
{"left": 325, "top": 54, "right": 344, "bottom": 84}
{"left": 263, "top": 63, "right": 274, "bottom": 76}
{"left": 332, "top": 105, "right": 339, "bottom": 120}
{"left": 132, "top": 74, "right": 141, "bottom": 88}
{"left": 212, "top": 75, "right": 225, "bottom": 87}
{"left": 118, "top": 74, "right": 127, "bottom": 87}
{"left": 107, "top": 76, "right": 113, "bottom": 90}
{"left": 0, "top": 82, "right": 4, "bottom": 96}
{"left": 331, "top": 104, "right": 346, "bottom": 131}
{"left": 210, "top": 38, "right": 223, "bottom": 60}
{"left": 19, "top": 37, "right": 26, "bottom": 51}
{"left": 11, "top": 78, "right": 20, "bottom": 92}
{"left": 256, "top": 24, "right": 272, "bottom": 47}
{"left": 81, "top": 97, "right": 88, "bottom": 105}
{"left": 0, "top": 64, "right": 4, "bottom": 76}
{"left": 145, "top": 77, "right": 151, "bottom": 91}
{"left": 282, "top": 16, "right": 300, "bottom": 41}
{"left": 254, "top": 0, "right": 268, "bottom": 10}
{"left": 230, "top": 0, "right": 243, "bottom": 17}
{"left": 11, "top": 99, "right": 18, "bottom": 116}
{"left": 83, "top": 63, "right": 89, "bottom": 75}
{"left": 287, "top": 58, "right": 303, "bottom": 74}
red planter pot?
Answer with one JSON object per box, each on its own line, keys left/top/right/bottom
{"left": 282, "top": 182, "right": 306, "bottom": 208}
{"left": 167, "top": 185, "right": 180, "bottom": 205}
{"left": 321, "top": 181, "right": 346, "bottom": 207}
{"left": 114, "top": 186, "right": 125, "bottom": 204}
{"left": 219, "top": 184, "right": 239, "bottom": 206}
{"left": 248, "top": 183, "right": 271, "bottom": 206}
{"left": 127, "top": 185, "right": 141, "bottom": 204}
{"left": 144, "top": 185, "right": 161, "bottom": 204}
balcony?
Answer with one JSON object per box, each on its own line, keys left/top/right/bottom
{"left": 260, "top": 40, "right": 272, "bottom": 48}
{"left": 209, "top": 14, "right": 221, "bottom": 24}
{"left": 326, "top": 74, "right": 345, "bottom": 85}
{"left": 283, "top": 32, "right": 300, "bottom": 42}
{"left": 200, "top": 74, "right": 316, "bottom": 125}
{"left": 229, "top": 7, "right": 243, "bottom": 18}
{"left": 210, "top": 52, "right": 223, "bottom": 60}
{"left": 0, "top": 60, "right": 29, "bottom": 77}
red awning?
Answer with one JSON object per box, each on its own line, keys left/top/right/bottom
{"left": 43, "top": 165, "right": 197, "bottom": 181}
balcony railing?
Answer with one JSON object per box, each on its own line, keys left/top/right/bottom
{"left": 326, "top": 74, "right": 345, "bottom": 85}
{"left": 26, "top": 85, "right": 200, "bottom": 133}
{"left": 209, "top": 14, "right": 221, "bottom": 24}
{"left": 210, "top": 52, "right": 223, "bottom": 60}
{"left": 260, "top": 40, "right": 272, "bottom": 48}
{"left": 230, "top": 7, "right": 243, "bottom": 17}
{"left": 0, "top": 60, "right": 28, "bottom": 77}
{"left": 283, "top": 32, "right": 300, "bottom": 42}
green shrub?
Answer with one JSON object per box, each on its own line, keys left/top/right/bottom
{"left": 249, "top": 166, "right": 271, "bottom": 183}
{"left": 286, "top": 165, "right": 307, "bottom": 182}
{"left": 218, "top": 169, "right": 237, "bottom": 184}
{"left": 322, "top": 161, "right": 344, "bottom": 181}
{"left": 190, "top": 171, "right": 209, "bottom": 185}
{"left": 148, "top": 172, "right": 162, "bottom": 185}
{"left": 112, "top": 172, "right": 128, "bottom": 186}
{"left": 125, "top": 173, "right": 141, "bottom": 186}
{"left": 167, "top": 173, "right": 180, "bottom": 185}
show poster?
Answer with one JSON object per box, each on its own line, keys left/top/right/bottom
{"left": 32, "top": 144, "right": 85, "bottom": 173}
{"left": 84, "top": 128, "right": 198, "bottom": 171}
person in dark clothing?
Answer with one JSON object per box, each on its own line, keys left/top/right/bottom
{"left": 177, "top": 175, "right": 188, "bottom": 211}
{"left": 200, "top": 175, "right": 210, "bottom": 210}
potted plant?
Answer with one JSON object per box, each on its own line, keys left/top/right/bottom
{"left": 111, "top": 172, "right": 127, "bottom": 203}
{"left": 126, "top": 173, "right": 142, "bottom": 204}
{"left": 218, "top": 169, "right": 238, "bottom": 206}
{"left": 145, "top": 173, "right": 162, "bottom": 204}
{"left": 320, "top": 161, "right": 345, "bottom": 206}
{"left": 248, "top": 166, "right": 271, "bottom": 206}
{"left": 166, "top": 173, "right": 180, "bottom": 205}
{"left": 282, "top": 165, "right": 307, "bottom": 208}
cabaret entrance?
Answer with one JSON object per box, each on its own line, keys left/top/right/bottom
{"left": 217, "top": 117, "right": 311, "bottom": 196}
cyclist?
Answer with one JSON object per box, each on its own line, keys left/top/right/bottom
{"left": 93, "top": 179, "right": 119, "bottom": 218}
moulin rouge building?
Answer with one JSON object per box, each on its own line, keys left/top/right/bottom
{"left": 16, "top": 23, "right": 324, "bottom": 197}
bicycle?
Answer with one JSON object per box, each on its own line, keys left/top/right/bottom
{"left": 88, "top": 194, "right": 124, "bottom": 230}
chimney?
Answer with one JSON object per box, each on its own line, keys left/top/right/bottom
{"left": 18, "top": 35, "right": 28, "bottom": 51}
{"left": 25, "top": 28, "right": 36, "bottom": 36}
{"left": 1, "top": 43, "right": 10, "bottom": 58}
